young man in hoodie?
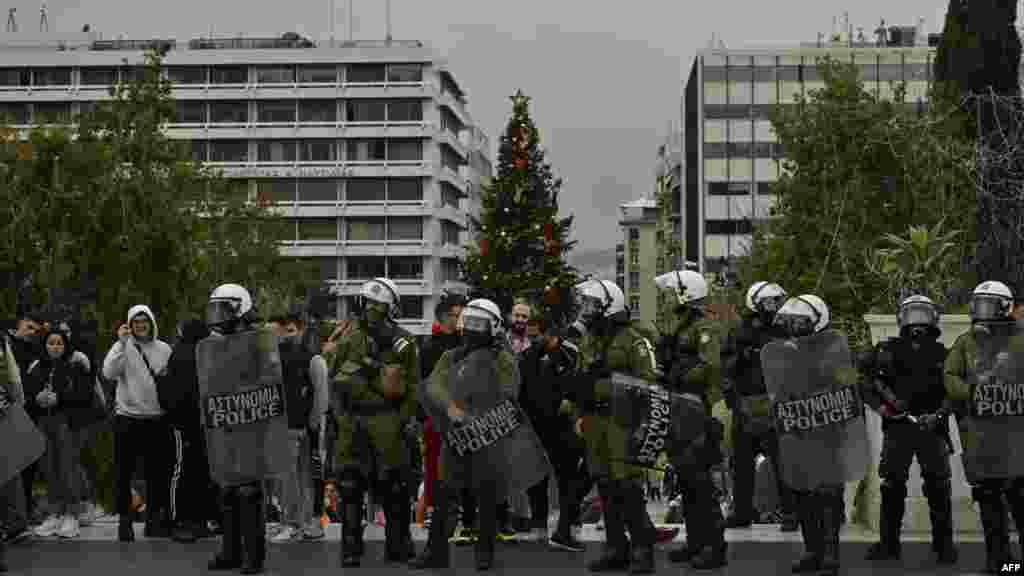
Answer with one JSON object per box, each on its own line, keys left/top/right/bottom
{"left": 267, "top": 310, "right": 329, "bottom": 542}
{"left": 101, "top": 305, "right": 173, "bottom": 542}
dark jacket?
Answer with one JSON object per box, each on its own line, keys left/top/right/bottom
{"left": 722, "top": 313, "right": 781, "bottom": 407}
{"left": 417, "top": 331, "right": 461, "bottom": 422}
{"left": 518, "top": 338, "right": 579, "bottom": 447}
{"left": 23, "top": 333, "right": 94, "bottom": 428}
{"left": 5, "top": 329, "right": 41, "bottom": 383}
{"left": 861, "top": 327, "right": 949, "bottom": 416}
{"left": 279, "top": 337, "right": 315, "bottom": 430}
{"left": 159, "top": 319, "right": 209, "bottom": 433}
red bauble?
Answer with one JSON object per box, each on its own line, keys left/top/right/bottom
{"left": 543, "top": 222, "right": 555, "bottom": 242}
{"left": 514, "top": 157, "right": 527, "bottom": 170}
{"left": 479, "top": 238, "right": 490, "bottom": 257}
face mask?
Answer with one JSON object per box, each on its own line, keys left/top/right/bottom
{"left": 774, "top": 314, "right": 814, "bottom": 339}
{"left": 365, "top": 302, "right": 389, "bottom": 326}
{"left": 907, "top": 326, "right": 930, "bottom": 340}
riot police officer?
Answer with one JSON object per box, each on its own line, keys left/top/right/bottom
{"left": 654, "top": 270, "right": 728, "bottom": 570}
{"left": 204, "top": 283, "right": 268, "bottom": 575}
{"left": 863, "top": 294, "right": 957, "bottom": 564}
{"left": 571, "top": 279, "right": 659, "bottom": 574}
{"left": 945, "top": 280, "right": 1024, "bottom": 574}
{"left": 330, "top": 277, "right": 419, "bottom": 566}
{"left": 774, "top": 294, "right": 845, "bottom": 576}
{"left": 723, "top": 280, "right": 798, "bottom": 531}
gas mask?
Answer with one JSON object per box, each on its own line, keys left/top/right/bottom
{"left": 206, "top": 300, "right": 242, "bottom": 334}
{"left": 906, "top": 326, "right": 931, "bottom": 341}
{"left": 774, "top": 313, "right": 815, "bottom": 339}
{"left": 363, "top": 300, "right": 390, "bottom": 327}
{"left": 461, "top": 314, "right": 494, "bottom": 351}
{"left": 754, "top": 296, "right": 784, "bottom": 327}
{"left": 571, "top": 296, "right": 606, "bottom": 339}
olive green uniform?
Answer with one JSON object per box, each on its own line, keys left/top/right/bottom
{"left": 660, "top": 316, "right": 729, "bottom": 567}
{"left": 577, "top": 319, "right": 659, "bottom": 572}
{"left": 945, "top": 326, "right": 1024, "bottom": 572}
{"left": 328, "top": 320, "right": 418, "bottom": 565}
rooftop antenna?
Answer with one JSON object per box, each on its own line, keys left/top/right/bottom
{"left": 347, "top": 0, "right": 353, "bottom": 42}
{"left": 329, "top": 0, "right": 335, "bottom": 47}
{"left": 385, "top": 0, "right": 391, "bottom": 43}
{"left": 39, "top": 1, "right": 48, "bottom": 33}
{"left": 875, "top": 18, "right": 886, "bottom": 47}
{"left": 6, "top": 7, "right": 16, "bottom": 33}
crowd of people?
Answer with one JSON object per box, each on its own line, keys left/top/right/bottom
{"left": 0, "top": 270, "right": 1021, "bottom": 575}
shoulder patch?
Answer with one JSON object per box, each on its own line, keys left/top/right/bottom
{"left": 700, "top": 332, "right": 711, "bottom": 344}
{"left": 394, "top": 336, "right": 413, "bottom": 355}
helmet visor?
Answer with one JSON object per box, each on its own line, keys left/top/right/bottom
{"left": 898, "top": 302, "right": 937, "bottom": 327}
{"left": 462, "top": 315, "right": 491, "bottom": 335}
{"left": 774, "top": 313, "right": 814, "bottom": 337}
{"left": 970, "top": 296, "right": 1008, "bottom": 321}
{"left": 755, "top": 294, "right": 786, "bottom": 314}
{"left": 206, "top": 300, "right": 239, "bottom": 327}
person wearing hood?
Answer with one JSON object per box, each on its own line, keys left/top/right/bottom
{"left": 102, "top": 304, "right": 173, "bottom": 542}
{"left": 861, "top": 294, "right": 958, "bottom": 565}
{"left": 159, "top": 318, "right": 216, "bottom": 544}
{"left": 24, "top": 327, "right": 94, "bottom": 539}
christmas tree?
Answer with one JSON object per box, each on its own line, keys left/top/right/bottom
{"left": 461, "top": 91, "right": 579, "bottom": 322}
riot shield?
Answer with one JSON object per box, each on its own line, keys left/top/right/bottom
{"left": 963, "top": 322, "right": 1024, "bottom": 480}
{"left": 607, "top": 372, "right": 705, "bottom": 469}
{"left": 196, "top": 329, "right": 290, "bottom": 486}
{"left": 417, "top": 347, "right": 551, "bottom": 501}
{"left": 0, "top": 400, "right": 45, "bottom": 485}
{"left": 761, "top": 330, "right": 869, "bottom": 492}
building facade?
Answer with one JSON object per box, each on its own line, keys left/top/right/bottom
{"left": 619, "top": 198, "right": 658, "bottom": 326}
{"left": 683, "top": 30, "right": 937, "bottom": 274}
{"left": 0, "top": 31, "right": 491, "bottom": 335}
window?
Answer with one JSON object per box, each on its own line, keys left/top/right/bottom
{"left": 397, "top": 296, "right": 423, "bottom": 319}
{"left": 753, "top": 142, "right": 773, "bottom": 158}
{"left": 347, "top": 139, "right": 387, "bottom": 161}
{"left": 174, "top": 101, "right": 206, "bottom": 124}
{"left": 388, "top": 100, "right": 422, "bottom": 122}
{"left": 255, "top": 179, "right": 296, "bottom": 203}
{"left": 257, "top": 101, "right": 295, "bottom": 123}
{"left": 728, "top": 142, "right": 752, "bottom": 157}
{"left": 442, "top": 222, "right": 460, "bottom": 245}
{"left": 298, "top": 65, "right": 337, "bottom": 83}
{"left": 189, "top": 141, "right": 208, "bottom": 162}
{"left": 347, "top": 256, "right": 386, "bottom": 279}
{"left": 305, "top": 257, "right": 339, "bottom": 281}
{"left": 255, "top": 66, "right": 294, "bottom": 84}
{"left": 388, "top": 139, "right": 422, "bottom": 161}
{"left": 440, "top": 182, "right": 461, "bottom": 208}
{"left": 0, "top": 103, "right": 29, "bottom": 124}
{"left": 387, "top": 64, "right": 423, "bottom": 83}
{"left": 702, "top": 66, "right": 727, "bottom": 82}
{"left": 616, "top": 256, "right": 625, "bottom": 275}
{"left": 33, "top": 103, "right": 70, "bottom": 124}
{"left": 298, "top": 179, "right": 338, "bottom": 202}
{"left": 440, "top": 108, "right": 462, "bottom": 135}
{"left": 388, "top": 256, "right": 422, "bottom": 279}
{"left": 703, "top": 142, "right": 727, "bottom": 158}
{"left": 346, "top": 64, "right": 386, "bottom": 83}
{"left": 209, "top": 140, "right": 249, "bottom": 162}
{"left": 753, "top": 66, "right": 776, "bottom": 83}
{"left": 33, "top": 68, "right": 72, "bottom": 86}
{"left": 705, "top": 219, "right": 753, "bottom": 235}
{"left": 299, "top": 218, "right": 338, "bottom": 241}
{"left": 388, "top": 217, "right": 423, "bottom": 240}
{"left": 441, "top": 259, "right": 460, "bottom": 283}
{"left": 209, "top": 101, "right": 248, "bottom": 124}
{"left": 347, "top": 217, "right": 386, "bottom": 241}
{"left": 346, "top": 100, "right": 386, "bottom": 122}
{"left": 120, "top": 67, "right": 147, "bottom": 84}
{"left": 629, "top": 272, "right": 640, "bottom": 290}
{"left": 80, "top": 68, "right": 117, "bottom": 85}
{"left": 750, "top": 104, "right": 780, "bottom": 120}
{"left": 703, "top": 105, "right": 750, "bottom": 119}
{"left": 299, "top": 140, "right": 335, "bottom": 162}
{"left": 389, "top": 179, "right": 423, "bottom": 201}
{"left": 0, "top": 68, "right": 30, "bottom": 86}
{"left": 629, "top": 249, "right": 639, "bottom": 266}
{"left": 346, "top": 179, "right": 386, "bottom": 202}
{"left": 777, "top": 66, "right": 800, "bottom": 83}
{"left": 257, "top": 141, "right": 297, "bottom": 162}
{"left": 299, "top": 100, "right": 336, "bottom": 122}
{"left": 167, "top": 66, "right": 206, "bottom": 84}
{"left": 629, "top": 228, "right": 639, "bottom": 241}
{"left": 441, "top": 145, "right": 461, "bottom": 172}
{"left": 708, "top": 181, "right": 751, "bottom": 195}
{"left": 210, "top": 66, "right": 248, "bottom": 84}
{"left": 756, "top": 182, "right": 775, "bottom": 195}
{"left": 878, "top": 64, "right": 904, "bottom": 83}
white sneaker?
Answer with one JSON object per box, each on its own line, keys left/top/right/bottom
{"left": 270, "top": 525, "right": 298, "bottom": 543}
{"left": 34, "top": 516, "right": 62, "bottom": 537}
{"left": 302, "top": 519, "right": 324, "bottom": 541}
{"left": 530, "top": 528, "right": 547, "bottom": 542}
{"left": 57, "top": 515, "right": 80, "bottom": 539}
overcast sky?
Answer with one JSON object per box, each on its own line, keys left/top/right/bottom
{"left": 24, "top": 0, "right": 957, "bottom": 251}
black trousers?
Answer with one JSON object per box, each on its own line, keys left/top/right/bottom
{"left": 731, "top": 418, "right": 794, "bottom": 520}
{"left": 169, "top": 426, "right": 216, "bottom": 525}
{"left": 114, "top": 416, "right": 172, "bottom": 519}
{"left": 532, "top": 428, "right": 587, "bottom": 532}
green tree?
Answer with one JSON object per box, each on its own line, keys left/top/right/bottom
{"left": 461, "top": 91, "right": 579, "bottom": 319}
{"left": 737, "top": 58, "right": 975, "bottom": 348}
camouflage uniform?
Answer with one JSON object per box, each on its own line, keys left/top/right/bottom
{"left": 329, "top": 319, "right": 418, "bottom": 565}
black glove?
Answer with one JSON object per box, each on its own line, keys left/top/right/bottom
{"left": 917, "top": 411, "right": 946, "bottom": 431}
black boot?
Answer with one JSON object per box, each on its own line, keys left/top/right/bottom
{"left": 819, "top": 488, "right": 842, "bottom": 576}
{"left": 475, "top": 479, "right": 498, "bottom": 571}
{"left": 977, "top": 487, "right": 1012, "bottom": 575}
{"left": 689, "top": 474, "right": 728, "bottom": 571}
{"left": 668, "top": 482, "right": 702, "bottom": 564}
{"left": 587, "top": 482, "right": 629, "bottom": 572}
{"left": 410, "top": 480, "right": 450, "bottom": 569}
{"left": 384, "top": 475, "right": 412, "bottom": 562}
{"left": 238, "top": 484, "right": 265, "bottom": 575}
{"left": 924, "top": 478, "right": 958, "bottom": 565}
{"left": 0, "top": 540, "right": 8, "bottom": 573}
{"left": 341, "top": 502, "right": 364, "bottom": 567}
{"left": 618, "top": 482, "right": 655, "bottom": 574}
{"left": 118, "top": 515, "right": 135, "bottom": 543}
{"left": 792, "top": 492, "right": 822, "bottom": 574}
{"left": 144, "top": 508, "right": 171, "bottom": 539}
{"left": 209, "top": 489, "right": 241, "bottom": 571}
{"left": 865, "top": 483, "right": 905, "bottom": 560}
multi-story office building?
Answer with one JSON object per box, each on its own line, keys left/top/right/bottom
{"left": 683, "top": 26, "right": 937, "bottom": 273}
{"left": 0, "top": 30, "right": 490, "bottom": 335}
{"left": 619, "top": 198, "right": 658, "bottom": 325}
{"left": 655, "top": 131, "right": 683, "bottom": 273}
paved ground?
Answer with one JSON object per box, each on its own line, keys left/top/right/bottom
{"left": 2, "top": 539, "right": 1013, "bottom": 575}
